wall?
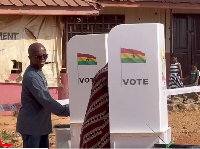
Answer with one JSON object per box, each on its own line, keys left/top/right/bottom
{"left": 101, "top": 7, "right": 200, "bottom": 87}
{"left": 0, "top": 15, "right": 68, "bottom": 115}
{"left": 0, "top": 73, "right": 69, "bottom": 115}
{"left": 101, "top": 7, "right": 171, "bottom": 86}
{"left": 2, "top": 8, "right": 199, "bottom": 116}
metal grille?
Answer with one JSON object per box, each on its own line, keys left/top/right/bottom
{"left": 67, "top": 15, "right": 125, "bottom": 40}
{"left": 61, "top": 15, "right": 125, "bottom": 72}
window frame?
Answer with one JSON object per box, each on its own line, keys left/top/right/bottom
{"left": 61, "top": 14, "right": 125, "bottom": 73}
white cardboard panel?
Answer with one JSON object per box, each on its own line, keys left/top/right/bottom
{"left": 70, "top": 124, "right": 82, "bottom": 148}
{"left": 110, "top": 127, "right": 171, "bottom": 148}
{"left": 67, "top": 34, "right": 108, "bottom": 123}
{"left": 108, "top": 23, "right": 168, "bottom": 133}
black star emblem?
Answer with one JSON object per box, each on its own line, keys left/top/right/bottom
{"left": 132, "top": 54, "right": 135, "bottom": 58}
{"left": 86, "top": 57, "right": 90, "bottom": 61}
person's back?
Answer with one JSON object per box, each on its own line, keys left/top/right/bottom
{"left": 79, "top": 63, "right": 110, "bottom": 148}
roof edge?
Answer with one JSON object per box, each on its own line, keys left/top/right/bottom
{"left": 0, "top": 6, "right": 100, "bottom": 15}
{"left": 99, "top": 1, "right": 200, "bottom": 9}
{"left": 97, "top": 0, "right": 200, "bottom": 4}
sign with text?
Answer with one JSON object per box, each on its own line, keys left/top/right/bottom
{"left": 0, "top": 16, "right": 63, "bottom": 87}
{"left": 108, "top": 23, "right": 168, "bottom": 133}
{"left": 0, "top": 32, "right": 19, "bottom": 40}
{"left": 67, "top": 34, "right": 108, "bottom": 123}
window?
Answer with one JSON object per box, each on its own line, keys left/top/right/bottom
{"left": 67, "top": 15, "right": 125, "bottom": 40}
{"left": 61, "top": 15, "right": 125, "bottom": 72}
{"left": 11, "top": 60, "right": 22, "bottom": 73}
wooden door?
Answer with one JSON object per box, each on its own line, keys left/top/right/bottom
{"left": 173, "top": 15, "right": 192, "bottom": 78}
{"left": 191, "top": 16, "right": 200, "bottom": 70}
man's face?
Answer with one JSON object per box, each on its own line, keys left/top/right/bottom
{"left": 29, "top": 46, "right": 48, "bottom": 68}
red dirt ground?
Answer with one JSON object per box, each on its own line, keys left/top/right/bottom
{"left": 169, "top": 111, "right": 200, "bottom": 145}
{"left": 1, "top": 111, "right": 200, "bottom": 147}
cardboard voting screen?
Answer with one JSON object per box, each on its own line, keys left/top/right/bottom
{"left": 67, "top": 34, "right": 108, "bottom": 123}
{"left": 108, "top": 23, "right": 168, "bottom": 133}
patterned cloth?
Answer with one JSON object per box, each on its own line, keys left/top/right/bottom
{"left": 79, "top": 64, "right": 110, "bottom": 148}
{"left": 169, "top": 62, "right": 184, "bottom": 89}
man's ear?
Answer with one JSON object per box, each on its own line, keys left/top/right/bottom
{"left": 28, "top": 56, "right": 30, "bottom": 60}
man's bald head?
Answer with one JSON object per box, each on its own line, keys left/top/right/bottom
{"left": 28, "top": 42, "right": 47, "bottom": 69}
{"left": 28, "top": 42, "right": 46, "bottom": 56}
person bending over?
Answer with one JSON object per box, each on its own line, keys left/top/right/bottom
{"left": 79, "top": 63, "right": 110, "bottom": 148}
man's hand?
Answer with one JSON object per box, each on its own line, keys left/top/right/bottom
{"left": 63, "top": 104, "right": 70, "bottom": 117}
{"left": 63, "top": 104, "right": 69, "bottom": 108}
{"left": 180, "top": 78, "right": 184, "bottom": 81}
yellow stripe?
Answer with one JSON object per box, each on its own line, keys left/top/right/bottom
{"left": 78, "top": 57, "right": 97, "bottom": 62}
{"left": 121, "top": 53, "right": 145, "bottom": 59}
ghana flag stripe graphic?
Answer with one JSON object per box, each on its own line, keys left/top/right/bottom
{"left": 121, "top": 48, "right": 146, "bottom": 63}
{"left": 77, "top": 53, "right": 97, "bottom": 65}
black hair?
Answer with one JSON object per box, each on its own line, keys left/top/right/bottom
{"left": 192, "top": 62, "right": 198, "bottom": 67}
{"left": 171, "top": 54, "right": 177, "bottom": 58}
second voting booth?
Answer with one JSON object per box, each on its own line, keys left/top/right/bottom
{"left": 67, "top": 34, "right": 108, "bottom": 148}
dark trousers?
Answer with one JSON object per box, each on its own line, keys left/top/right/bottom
{"left": 21, "top": 134, "right": 49, "bottom": 148}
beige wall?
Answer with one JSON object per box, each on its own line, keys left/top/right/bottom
{"left": 100, "top": 7, "right": 171, "bottom": 53}
{"left": 100, "top": 7, "right": 200, "bottom": 85}
{"left": 100, "top": 7, "right": 200, "bottom": 54}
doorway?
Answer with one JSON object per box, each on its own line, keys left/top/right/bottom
{"left": 173, "top": 14, "right": 200, "bottom": 80}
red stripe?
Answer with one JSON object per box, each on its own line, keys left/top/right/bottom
{"left": 121, "top": 48, "right": 145, "bottom": 56}
{"left": 77, "top": 53, "right": 96, "bottom": 59}
{"left": 0, "top": 140, "right": 12, "bottom": 148}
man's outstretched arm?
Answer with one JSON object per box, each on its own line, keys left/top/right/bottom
{"left": 27, "top": 77, "right": 70, "bottom": 117}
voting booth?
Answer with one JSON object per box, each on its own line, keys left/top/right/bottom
{"left": 108, "top": 23, "right": 171, "bottom": 148}
{"left": 67, "top": 34, "right": 108, "bottom": 148}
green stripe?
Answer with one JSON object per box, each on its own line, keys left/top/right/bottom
{"left": 78, "top": 61, "right": 97, "bottom": 65}
{"left": 121, "top": 58, "right": 146, "bottom": 63}
{"left": 134, "top": 54, "right": 146, "bottom": 61}
{"left": 78, "top": 57, "right": 97, "bottom": 63}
